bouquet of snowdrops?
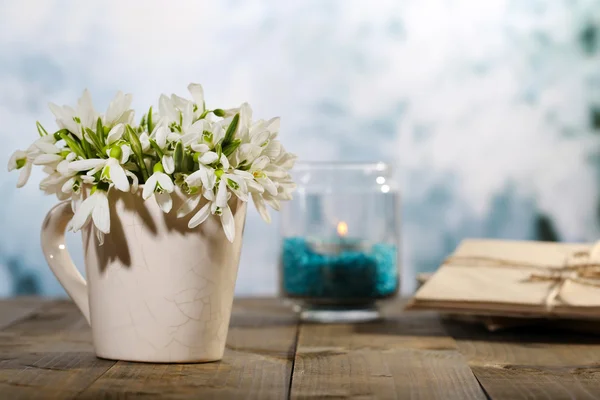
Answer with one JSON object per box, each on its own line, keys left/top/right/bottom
{"left": 8, "top": 83, "right": 297, "bottom": 243}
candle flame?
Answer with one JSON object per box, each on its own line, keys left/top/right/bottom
{"left": 337, "top": 221, "right": 348, "bottom": 237}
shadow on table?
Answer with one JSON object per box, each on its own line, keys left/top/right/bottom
{"left": 442, "top": 318, "right": 600, "bottom": 345}
{"left": 352, "top": 310, "right": 452, "bottom": 338}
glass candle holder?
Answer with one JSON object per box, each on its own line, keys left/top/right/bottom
{"left": 279, "top": 162, "right": 400, "bottom": 322}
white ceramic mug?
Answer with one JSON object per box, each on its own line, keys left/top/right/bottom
{"left": 40, "top": 189, "right": 247, "bottom": 363}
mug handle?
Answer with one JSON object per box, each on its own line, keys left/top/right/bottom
{"left": 40, "top": 200, "right": 91, "bottom": 325}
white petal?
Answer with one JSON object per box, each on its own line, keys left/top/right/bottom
{"left": 77, "top": 89, "right": 96, "bottom": 128}
{"left": 247, "top": 179, "right": 265, "bottom": 194}
{"left": 71, "top": 194, "right": 96, "bottom": 231}
{"left": 264, "top": 165, "right": 287, "bottom": 178}
{"left": 225, "top": 173, "right": 247, "bottom": 193}
{"left": 185, "top": 170, "right": 204, "bottom": 187}
{"left": 35, "top": 141, "right": 60, "bottom": 154}
{"left": 162, "top": 155, "right": 175, "bottom": 174}
{"left": 156, "top": 126, "right": 169, "bottom": 148}
{"left": 252, "top": 155, "right": 270, "bottom": 170}
{"left": 221, "top": 206, "right": 235, "bottom": 243}
{"left": 177, "top": 194, "right": 201, "bottom": 218}
{"left": 114, "top": 109, "right": 134, "bottom": 126}
{"left": 92, "top": 192, "right": 110, "bottom": 234}
{"left": 155, "top": 192, "right": 172, "bottom": 213}
{"left": 263, "top": 140, "right": 282, "bottom": 159}
{"left": 69, "top": 159, "right": 106, "bottom": 172}
{"left": 139, "top": 132, "right": 151, "bottom": 152}
{"left": 120, "top": 144, "right": 132, "bottom": 164}
{"left": 187, "top": 83, "right": 205, "bottom": 111}
{"left": 33, "top": 154, "right": 61, "bottom": 165}
{"left": 106, "top": 124, "right": 124, "bottom": 145}
{"left": 125, "top": 171, "right": 139, "bottom": 193}
{"left": 233, "top": 169, "right": 253, "bottom": 179}
{"left": 142, "top": 175, "right": 157, "bottom": 199}
{"left": 258, "top": 177, "right": 278, "bottom": 196}
{"left": 181, "top": 101, "right": 193, "bottom": 129}
{"left": 61, "top": 177, "right": 76, "bottom": 194}
{"left": 252, "top": 193, "right": 271, "bottom": 224}
{"left": 107, "top": 159, "right": 130, "bottom": 192}
{"left": 203, "top": 188, "right": 215, "bottom": 201}
{"left": 66, "top": 152, "right": 77, "bottom": 161}
{"left": 191, "top": 143, "right": 209, "bottom": 153}
{"left": 159, "top": 94, "right": 178, "bottom": 121}
{"left": 188, "top": 202, "right": 211, "bottom": 228}
{"left": 82, "top": 175, "right": 96, "bottom": 184}
{"left": 264, "top": 195, "right": 281, "bottom": 211}
{"left": 220, "top": 154, "right": 230, "bottom": 170}
{"left": 188, "top": 119, "right": 205, "bottom": 135}
{"left": 198, "top": 152, "right": 218, "bottom": 165}
{"left": 16, "top": 164, "right": 32, "bottom": 188}
{"left": 156, "top": 172, "right": 174, "bottom": 193}
{"left": 266, "top": 117, "right": 280, "bottom": 133}
{"left": 8, "top": 150, "right": 26, "bottom": 171}
{"left": 216, "top": 179, "right": 228, "bottom": 207}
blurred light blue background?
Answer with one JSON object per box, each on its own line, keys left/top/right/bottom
{"left": 2, "top": 0, "right": 600, "bottom": 297}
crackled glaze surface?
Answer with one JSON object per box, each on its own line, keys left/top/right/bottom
{"left": 44, "top": 190, "right": 246, "bottom": 363}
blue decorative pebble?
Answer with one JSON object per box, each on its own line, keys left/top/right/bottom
{"left": 282, "top": 237, "right": 398, "bottom": 299}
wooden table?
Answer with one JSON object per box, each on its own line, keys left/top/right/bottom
{"left": 1, "top": 298, "right": 600, "bottom": 399}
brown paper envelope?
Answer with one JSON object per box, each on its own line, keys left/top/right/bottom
{"left": 408, "top": 239, "right": 600, "bottom": 318}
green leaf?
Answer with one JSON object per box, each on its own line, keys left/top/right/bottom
{"left": 84, "top": 128, "right": 104, "bottom": 155}
{"left": 149, "top": 139, "right": 164, "bottom": 157}
{"left": 96, "top": 117, "right": 106, "bottom": 147}
{"left": 80, "top": 133, "right": 93, "bottom": 158}
{"left": 126, "top": 125, "right": 149, "bottom": 181}
{"left": 186, "top": 152, "right": 194, "bottom": 172}
{"left": 147, "top": 106, "right": 154, "bottom": 133}
{"left": 174, "top": 142, "right": 183, "bottom": 172}
{"left": 59, "top": 131, "right": 86, "bottom": 159}
{"left": 222, "top": 113, "right": 239, "bottom": 147}
{"left": 36, "top": 121, "right": 48, "bottom": 137}
{"left": 222, "top": 139, "right": 241, "bottom": 157}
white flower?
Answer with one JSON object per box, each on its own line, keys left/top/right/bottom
{"left": 10, "top": 83, "right": 297, "bottom": 244}
{"left": 142, "top": 165, "right": 175, "bottom": 212}
{"left": 48, "top": 89, "right": 98, "bottom": 139}
{"left": 104, "top": 91, "right": 134, "bottom": 128}
{"left": 68, "top": 141, "right": 132, "bottom": 193}
{"left": 184, "top": 181, "right": 236, "bottom": 242}
{"left": 188, "top": 83, "right": 205, "bottom": 117}
{"left": 71, "top": 187, "right": 110, "bottom": 240}
{"left": 8, "top": 150, "right": 33, "bottom": 188}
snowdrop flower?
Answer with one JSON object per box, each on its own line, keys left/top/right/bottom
{"left": 104, "top": 91, "right": 134, "bottom": 128}
{"left": 185, "top": 180, "right": 235, "bottom": 241}
{"left": 152, "top": 126, "right": 175, "bottom": 174}
{"left": 71, "top": 184, "right": 111, "bottom": 244}
{"left": 143, "top": 163, "right": 175, "bottom": 212}
{"left": 48, "top": 89, "right": 98, "bottom": 139}
{"left": 9, "top": 83, "right": 297, "bottom": 243}
{"left": 8, "top": 149, "right": 34, "bottom": 188}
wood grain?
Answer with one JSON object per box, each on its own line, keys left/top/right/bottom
{"left": 0, "top": 297, "right": 47, "bottom": 330}
{"left": 291, "top": 303, "right": 486, "bottom": 400}
{"left": 446, "top": 319, "right": 600, "bottom": 400}
{"left": 0, "top": 300, "right": 116, "bottom": 399}
{"left": 77, "top": 298, "right": 299, "bottom": 399}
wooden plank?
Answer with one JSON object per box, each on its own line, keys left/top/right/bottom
{"left": 0, "top": 297, "right": 48, "bottom": 330}
{"left": 446, "top": 319, "right": 600, "bottom": 400}
{"left": 77, "top": 298, "right": 299, "bottom": 399}
{"left": 290, "top": 302, "right": 487, "bottom": 400}
{"left": 0, "top": 300, "right": 116, "bottom": 399}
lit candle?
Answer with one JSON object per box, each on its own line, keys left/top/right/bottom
{"left": 306, "top": 221, "right": 372, "bottom": 255}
